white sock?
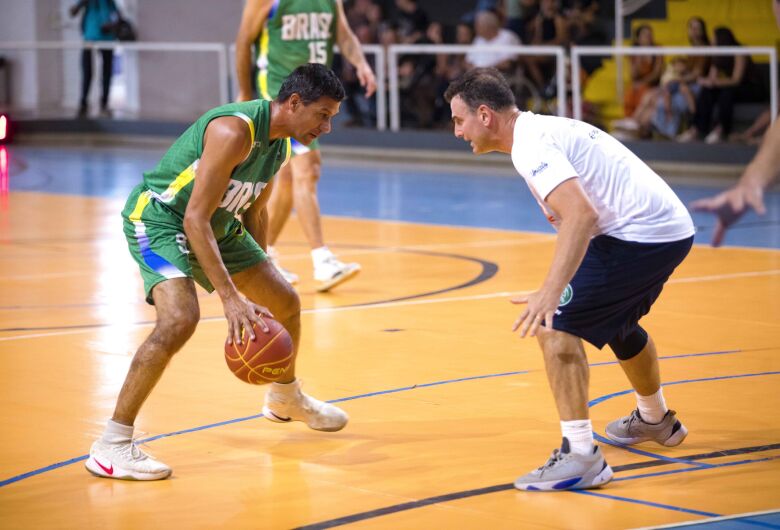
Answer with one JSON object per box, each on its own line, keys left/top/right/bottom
{"left": 270, "top": 379, "right": 299, "bottom": 396}
{"left": 311, "top": 246, "right": 333, "bottom": 266}
{"left": 101, "top": 419, "right": 134, "bottom": 444}
{"left": 636, "top": 389, "right": 668, "bottom": 424}
{"left": 560, "top": 419, "right": 594, "bottom": 455}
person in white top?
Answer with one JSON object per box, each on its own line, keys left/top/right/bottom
{"left": 465, "top": 10, "right": 521, "bottom": 71}
{"left": 446, "top": 68, "right": 696, "bottom": 492}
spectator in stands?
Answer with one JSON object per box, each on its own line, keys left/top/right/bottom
{"left": 393, "top": 0, "right": 429, "bottom": 44}
{"left": 526, "top": 0, "right": 569, "bottom": 89}
{"left": 502, "top": 0, "right": 539, "bottom": 43}
{"left": 678, "top": 27, "right": 766, "bottom": 143}
{"left": 466, "top": 10, "right": 522, "bottom": 72}
{"left": 690, "top": 0, "right": 780, "bottom": 246}
{"left": 624, "top": 25, "right": 663, "bottom": 118}
{"left": 70, "top": 0, "right": 119, "bottom": 118}
{"left": 650, "top": 56, "right": 698, "bottom": 139}
{"left": 646, "top": 18, "right": 710, "bottom": 139}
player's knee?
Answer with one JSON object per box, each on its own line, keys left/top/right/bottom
{"left": 608, "top": 326, "right": 648, "bottom": 361}
{"left": 155, "top": 308, "right": 199, "bottom": 352}
{"left": 277, "top": 286, "right": 300, "bottom": 321}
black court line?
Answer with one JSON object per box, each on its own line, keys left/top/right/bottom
{"left": 293, "top": 443, "right": 780, "bottom": 529}
{"left": 0, "top": 247, "right": 497, "bottom": 332}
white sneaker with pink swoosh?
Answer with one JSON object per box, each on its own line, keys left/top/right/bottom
{"left": 85, "top": 439, "right": 171, "bottom": 481}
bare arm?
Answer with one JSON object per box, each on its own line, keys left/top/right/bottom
{"left": 235, "top": 0, "right": 275, "bottom": 102}
{"left": 241, "top": 179, "right": 274, "bottom": 251}
{"left": 183, "top": 116, "right": 267, "bottom": 342}
{"left": 713, "top": 55, "right": 746, "bottom": 88}
{"left": 511, "top": 178, "right": 599, "bottom": 337}
{"left": 335, "top": 0, "right": 376, "bottom": 97}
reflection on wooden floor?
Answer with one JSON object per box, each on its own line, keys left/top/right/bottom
{"left": 1, "top": 191, "right": 779, "bottom": 529}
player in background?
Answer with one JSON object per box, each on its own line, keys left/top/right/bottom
{"left": 235, "top": 0, "right": 376, "bottom": 291}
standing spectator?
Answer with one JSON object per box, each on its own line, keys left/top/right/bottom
{"left": 624, "top": 25, "right": 663, "bottom": 117}
{"left": 679, "top": 27, "right": 766, "bottom": 143}
{"left": 70, "top": 0, "right": 118, "bottom": 118}
{"left": 503, "top": 0, "right": 540, "bottom": 43}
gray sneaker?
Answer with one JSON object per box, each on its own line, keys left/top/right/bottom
{"left": 606, "top": 409, "right": 687, "bottom": 447}
{"left": 514, "top": 438, "right": 613, "bottom": 491}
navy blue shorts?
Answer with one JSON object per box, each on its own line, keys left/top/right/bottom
{"left": 552, "top": 235, "right": 693, "bottom": 349}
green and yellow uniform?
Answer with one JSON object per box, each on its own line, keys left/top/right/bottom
{"left": 122, "top": 99, "right": 291, "bottom": 303}
{"left": 256, "top": 0, "right": 338, "bottom": 153}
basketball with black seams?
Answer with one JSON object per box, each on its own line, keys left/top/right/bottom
{"left": 224, "top": 318, "right": 294, "bottom": 384}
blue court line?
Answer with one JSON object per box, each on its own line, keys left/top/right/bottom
{"left": 573, "top": 490, "right": 720, "bottom": 517}
{"left": 589, "top": 349, "right": 741, "bottom": 367}
{"left": 611, "top": 456, "right": 778, "bottom": 484}
{"left": 1, "top": 366, "right": 778, "bottom": 492}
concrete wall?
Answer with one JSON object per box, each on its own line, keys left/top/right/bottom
{"left": 135, "top": 0, "right": 244, "bottom": 119}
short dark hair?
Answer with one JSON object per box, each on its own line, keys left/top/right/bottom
{"left": 277, "top": 64, "right": 346, "bottom": 104}
{"left": 444, "top": 68, "right": 516, "bottom": 112}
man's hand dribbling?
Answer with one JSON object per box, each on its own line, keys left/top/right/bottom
{"left": 223, "top": 293, "right": 274, "bottom": 345}
{"left": 510, "top": 289, "right": 560, "bottom": 338}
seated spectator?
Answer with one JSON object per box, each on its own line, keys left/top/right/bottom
{"left": 651, "top": 56, "right": 698, "bottom": 138}
{"left": 646, "top": 18, "right": 710, "bottom": 139}
{"left": 678, "top": 27, "right": 767, "bottom": 143}
{"left": 466, "top": 10, "right": 521, "bottom": 72}
{"left": 624, "top": 24, "right": 663, "bottom": 117}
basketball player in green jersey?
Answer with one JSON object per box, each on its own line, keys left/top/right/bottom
{"left": 85, "top": 65, "right": 350, "bottom": 481}
{"left": 236, "top": 0, "right": 376, "bottom": 292}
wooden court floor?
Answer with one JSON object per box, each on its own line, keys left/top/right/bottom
{"left": 1, "top": 191, "right": 779, "bottom": 529}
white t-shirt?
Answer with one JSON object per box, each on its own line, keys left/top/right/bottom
{"left": 510, "top": 112, "right": 695, "bottom": 243}
{"left": 466, "top": 30, "right": 521, "bottom": 68}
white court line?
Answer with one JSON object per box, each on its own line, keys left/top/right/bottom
{"left": 1, "top": 269, "right": 779, "bottom": 342}
{"left": 630, "top": 508, "right": 780, "bottom": 529}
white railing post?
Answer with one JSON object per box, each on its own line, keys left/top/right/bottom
{"left": 571, "top": 46, "right": 582, "bottom": 121}
{"left": 388, "top": 46, "right": 400, "bottom": 132}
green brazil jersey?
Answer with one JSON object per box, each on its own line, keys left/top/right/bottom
{"left": 123, "top": 99, "right": 291, "bottom": 240}
{"left": 255, "top": 0, "right": 338, "bottom": 99}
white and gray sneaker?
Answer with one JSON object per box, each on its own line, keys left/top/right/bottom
{"left": 85, "top": 439, "right": 171, "bottom": 481}
{"left": 514, "top": 438, "right": 613, "bottom": 491}
{"left": 262, "top": 380, "right": 348, "bottom": 432}
{"left": 606, "top": 409, "right": 687, "bottom": 447}
{"left": 314, "top": 256, "right": 360, "bottom": 292}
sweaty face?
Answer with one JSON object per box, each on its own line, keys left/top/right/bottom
{"left": 450, "top": 95, "right": 489, "bottom": 154}
{"left": 290, "top": 97, "right": 341, "bottom": 145}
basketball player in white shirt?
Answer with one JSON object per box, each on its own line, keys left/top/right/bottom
{"left": 446, "top": 68, "right": 696, "bottom": 491}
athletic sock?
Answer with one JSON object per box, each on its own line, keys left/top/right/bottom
{"left": 560, "top": 419, "right": 594, "bottom": 455}
{"left": 635, "top": 388, "right": 668, "bottom": 424}
{"left": 101, "top": 419, "right": 134, "bottom": 444}
{"left": 311, "top": 246, "right": 333, "bottom": 267}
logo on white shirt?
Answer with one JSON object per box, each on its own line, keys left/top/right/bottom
{"left": 531, "top": 162, "right": 549, "bottom": 177}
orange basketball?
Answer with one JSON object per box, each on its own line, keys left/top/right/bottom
{"left": 224, "top": 318, "right": 294, "bottom": 384}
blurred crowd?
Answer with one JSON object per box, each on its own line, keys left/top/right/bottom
{"left": 336, "top": 0, "right": 609, "bottom": 129}
{"left": 337, "top": 0, "right": 772, "bottom": 145}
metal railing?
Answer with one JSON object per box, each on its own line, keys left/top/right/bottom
{"left": 0, "top": 40, "right": 230, "bottom": 105}
{"left": 386, "top": 44, "right": 567, "bottom": 131}
{"left": 571, "top": 45, "right": 778, "bottom": 124}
